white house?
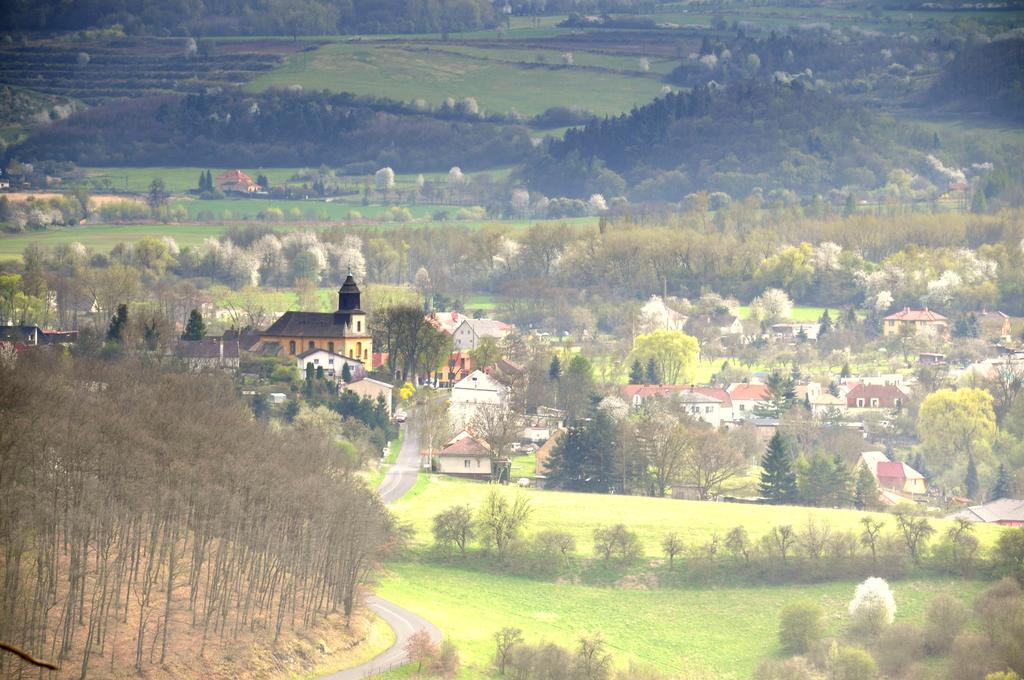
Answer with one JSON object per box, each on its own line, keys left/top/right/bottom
{"left": 435, "top": 432, "right": 493, "bottom": 479}
{"left": 676, "top": 390, "right": 726, "bottom": 428}
{"left": 296, "top": 348, "right": 366, "bottom": 380}
{"left": 450, "top": 369, "right": 507, "bottom": 428}
{"left": 727, "top": 383, "right": 770, "bottom": 419}
{"left": 638, "top": 295, "right": 688, "bottom": 334}
{"left": 452, "top": 318, "right": 513, "bottom": 350}
{"left": 343, "top": 377, "right": 394, "bottom": 417}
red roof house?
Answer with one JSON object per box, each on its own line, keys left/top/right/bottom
{"left": 215, "top": 169, "right": 258, "bottom": 194}
{"left": 846, "top": 384, "right": 907, "bottom": 409}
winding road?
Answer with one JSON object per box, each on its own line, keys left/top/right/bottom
{"left": 321, "top": 422, "right": 441, "bottom": 679}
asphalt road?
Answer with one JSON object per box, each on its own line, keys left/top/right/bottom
{"left": 321, "top": 421, "right": 441, "bottom": 679}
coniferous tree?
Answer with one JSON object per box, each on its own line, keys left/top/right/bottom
{"left": 911, "top": 452, "right": 931, "bottom": 484}
{"left": 645, "top": 357, "right": 660, "bottom": 384}
{"left": 106, "top": 303, "right": 128, "bottom": 343}
{"left": 759, "top": 432, "right": 797, "bottom": 504}
{"left": 818, "top": 309, "right": 832, "bottom": 337}
{"left": 548, "top": 354, "right": 562, "bottom": 381}
{"left": 545, "top": 411, "right": 618, "bottom": 493}
{"left": 965, "top": 454, "right": 979, "bottom": 499}
{"left": 341, "top": 362, "right": 353, "bottom": 383}
{"left": 830, "top": 453, "right": 853, "bottom": 507}
{"left": 628, "top": 359, "right": 644, "bottom": 384}
{"left": 854, "top": 464, "right": 879, "bottom": 509}
{"left": 990, "top": 463, "right": 1013, "bottom": 501}
{"left": 840, "top": 362, "right": 851, "bottom": 379}
{"left": 754, "top": 371, "right": 796, "bottom": 418}
{"left": 197, "top": 171, "right": 207, "bottom": 192}
{"left": 205, "top": 169, "right": 214, "bottom": 191}
{"left": 181, "top": 309, "right": 206, "bottom": 340}
{"left": 315, "top": 365, "right": 325, "bottom": 380}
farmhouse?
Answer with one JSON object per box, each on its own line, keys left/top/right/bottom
{"left": 947, "top": 498, "right": 1024, "bottom": 526}
{"left": 449, "top": 369, "right": 507, "bottom": 428}
{"left": 215, "top": 169, "right": 258, "bottom": 194}
{"left": 728, "top": 383, "right": 770, "bottom": 419}
{"left": 882, "top": 307, "right": 949, "bottom": 338}
{"left": 296, "top": 348, "right": 366, "bottom": 381}
{"left": 258, "top": 274, "right": 372, "bottom": 369}
{"left": 434, "top": 430, "right": 493, "bottom": 479}
{"left": 0, "top": 325, "right": 77, "bottom": 346}
{"left": 343, "top": 377, "right": 394, "bottom": 417}
{"left": 858, "top": 451, "right": 927, "bottom": 497}
{"left": 452, "top": 318, "right": 513, "bottom": 350}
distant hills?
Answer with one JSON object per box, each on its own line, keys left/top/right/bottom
{"left": 927, "top": 37, "right": 1024, "bottom": 122}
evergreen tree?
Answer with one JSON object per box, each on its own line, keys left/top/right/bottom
{"left": 106, "top": 304, "right": 128, "bottom": 343}
{"left": 854, "top": 465, "right": 878, "bottom": 510}
{"left": 143, "top": 318, "right": 160, "bottom": 351}
{"left": 257, "top": 173, "right": 269, "bottom": 189}
{"left": 548, "top": 355, "right": 562, "bottom": 381}
{"left": 206, "top": 170, "right": 214, "bottom": 191}
{"left": 754, "top": 371, "right": 796, "bottom": 418}
{"left": 545, "top": 411, "right": 618, "bottom": 493}
{"left": 840, "top": 362, "right": 851, "bottom": 379}
{"left": 965, "top": 454, "right": 979, "bottom": 499}
{"left": 181, "top": 309, "right": 206, "bottom": 340}
{"left": 628, "top": 359, "right": 644, "bottom": 385}
{"left": 645, "top": 357, "right": 660, "bottom": 384}
{"left": 341, "top": 362, "right": 353, "bottom": 383}
{"left": 990, "top": 463, "right": 1013, "bottom": 501}
{"left": 798, "top": 455, "right": 834, "bottom": 506}
{"left": 305, "top": 363, "right": 315, "bottom": 382}
{"left": 911, "top": 453, "right": 932, "bottom": 483}
{"left": 759, "top": 432, "right": 797, "bottom": 504}
{"left": 830, "top": 453, "right": 853, "bottom": 507}
{"left": 971, "top": 188, "right": 987, "bottom": 214}
{"left": 818, "top": 309, "right": 832, "bottom": 337}
{"left": 315, "top": 365, "right": 324, "bottom": 380}
{"left": 842, "top": 305, "right": 858, "bottom": 329}
{"left": 198, "top": 171, "right": 207, "bottom": 192}
{"left": 843, "top": 193, "right": 856, "bottom": 217}
{"left": 251, "top": 393, "right": 269, "bottom": 419}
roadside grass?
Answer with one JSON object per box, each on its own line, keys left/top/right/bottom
{"left": 390, "top": 475, "right": 1005, "bottom": 555}
{"left": 376, "top": 562, "right": 986, "bottom": 679}
{"left": 288, "top": 611, "right": 396, "bottom": 680}
{"left": 509, "top": 451, "right": 536, "bottom": 479}
{"left": 245, "top": 41, "right": 666, "bottom": 117}
{"left": 386, "top": 428, "right": 406, "bottom": 466}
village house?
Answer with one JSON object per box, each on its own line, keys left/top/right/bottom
{"left": 947, "top": 498, "right": 1024, "bottom": 527}
{"left": 638, "top": 295, "right": 688, "bottom": 333}
{"left": 727, "top": 383, "right": 770, "bottom": 419}
{"left": 771, "top": 322, "right": 821, "bottom": 342}
{"left": 433, "top": 430, "right": 493, "bottom": 479}
{"left": 343, "top": 377, "right": 394, "bottom": 417}
{"left": 424, "top": 350, "right": 474, "bottom": 388}
{"left": 808, "top": 393, "right": 847, "bottom": 418}
{"left": 846, "top": 383, "right": 907, "bottom": 410}
{"left": 858, "top": 451, "right": 927, "bottom": 500}
{"left": 296, "top": 348, "right": 366, "bottom": 381}
{"left": 452, "top": 318, "right": 513, "bottom": 350}
{"left": 882, "top": 307, "right": 949, "bottom": 338}
{"left": 215, "top": 169, "right": 259, "bottom": 194}
{"left": 0, "top": 325, "right": 78, "bottom": 346}
{"left": 173, "top": 337, "right": 240, "bottom": 372}
{"left": 619, "top": 384, "right": 732, "bottom": 425}
{"left": 257, "top": 274, "right": 373, "bottom": 369}
{"left": 975, "top": 310, "right": 1013, "bottom": 341}
{"left": 449, "top": 369, "right": 508, "bottom": 428}
{"left": 425, "top": 310, "right": 471, "bottom": 335}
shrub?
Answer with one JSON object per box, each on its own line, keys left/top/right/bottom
{"left": 533, "top": 529, "right": 576, "bottom": 570}
{"left": 871, "top": 623, "right": 924, "bottom": 677}
{"left": 431, "top": 639, "right": 460, "bottom": 678}
{"left": 432, "top": 504, "right": 475, "bottom": 556}
{"left": 985, "top": 673, "right": 1022, "bottom": 680}
{"left": 924, "top": 593, "right": 969, "bottom": 654}
{"left": 779, "top": 601, "right": 824, "bottom": 654}
{"left": 995, "top": 527, "right": 1024, "bottom": 584}
{"left": 826, "top": 643, "right": 878, "bottom": 680}
{"left": 948, "top": 633, "right": 999, "bottom": 680}
{"left": 593, "top": 524, "right": 643, "bottom": 564}
{"left": 753, "top": 657, "right": 819, "bottom": 680}
{"left": 848, "top": 577, "right": 896, "bottom": 638}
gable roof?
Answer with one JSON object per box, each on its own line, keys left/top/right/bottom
{"left": 847, "top": 383, "right": 907, "bottom": 402}
{"left": 948, "top": 498, "right": 1024, "bottom": 523}
{"left": 884, "top": 308, "right": 948, "bottom": 322}
{"left": 262, "top": 311, "right": 368, "bottom": 339}
{"left": 452, "top": 369, "right": 505, "bottom": 393}
{"left": 438, "top": 435, "right": 491, "bottom": 457}
{"left": 728, "top": 383, "right": 770, "bottom": 402}
{"left": 457, "top": 318, "right": 513, "bottom": 338}
{"left": 175, "top": 339, "right": 239, "bottom": 359}
{"left": 859, "top": 451, "right": 890, "bottom": 473}
{"left": 346, "top": 377, "right": 393, "bottom": 390}
{"left": 426, "top": 311, "right": 470, "bottom": 334}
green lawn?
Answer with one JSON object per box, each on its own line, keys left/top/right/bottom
{"left": 245, "top": 41, "right": 667, "bottom": 117}
{"left": 736, "top": 305, "right": 832, "bottom": 322}
{"left": 77, "top": 166, "right": 308, "bottom": 194}
{"left": 390, "top": 476, "right": 1005, "bottom": 555}
{"left": 377, "top": 562, "right": 986, "bottom": 679}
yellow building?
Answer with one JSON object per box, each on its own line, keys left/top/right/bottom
{"left": 882, "top": 307, "right": 949, "bottom": 338}
{"left": 259, "top": 274, "right": 372, "bottom": 369}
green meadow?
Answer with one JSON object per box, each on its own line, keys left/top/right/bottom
{"left": 245, "top": 41, "right": 667, "bottom": 117}
{"left": 377, "top": 563, "right": 986, "bottom": 679}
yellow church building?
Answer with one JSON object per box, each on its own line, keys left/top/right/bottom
{"left": 258, "top": 274, "right": 373, "bottom": 369}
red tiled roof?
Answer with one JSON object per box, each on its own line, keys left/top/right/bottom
{"left": 688, "top": 386, "right": 732, "bottom": 408}
{"left": 876, "top": 461, "right": 906, "bottom": 481}
{"left": 439, "top": 436, "right": 491, "bottom": 457}
{"left": 884, "top": 308, "right": 948, "bottom": 322}
{"left": 728, "top": 383, "right": 770, "bottom": 401}
{"left": 846, "top": 383, "right": 907, "bottom": 407}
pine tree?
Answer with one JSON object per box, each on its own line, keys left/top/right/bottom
{"left": 315, "top": 365, "right": 324, "bottom": 380}
{"left": 830, "top": 453, "right": 853, "bottom": 507}
{"left": 548, "top": 355, "right": 562, "bottom": 381}
{"left": 854, "top": 465, "right": 879, "bottom": 509}
{"left": 645, "top": 357, "right": 660, "bottom": 384}
{"left": 818, "top": 309, "right": 832, "bottom": 337}
{"left": 990, "top": 463, "right": 1012, "bottom": 501}
{"left": 341, "top": 362, "right": 353, "bottom": 383}
{"left": 198, "top": 171, "right": 207, "bottom": 192}
{"left": 628, "top": 359, "right": 644, "bottom": 385}
{"left": 754, "top": 371, "right": 796, "bottom": 418}
{"left": 106, "top": 304, "right": 128, "bottom": 343}
{"left": 759, "top": 432, "right": 797, "bottom": 504}
{"left": 965, "top": 454, "right": 979, "bottom": 499}
{"left": 840, "top": 362, "right": 851, "bottom": 379}
{"left": 181, "top": 309, "right": 206, "bottom": 341}
{"left": 205, "top": 169, "right": 214, "bottom": 191}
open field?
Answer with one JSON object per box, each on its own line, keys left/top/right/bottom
{"left": 390, "top": 476, "right": 1006, "bottom": 555}
{"left": 245, "top": 41, "right": 667, "bottom": 117}
{"left": 377, "top": 562, "right": 986, "bottom": 679}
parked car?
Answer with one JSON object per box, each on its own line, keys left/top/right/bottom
{"left": 395, "top": 409, "right": 408, "bottom": 423}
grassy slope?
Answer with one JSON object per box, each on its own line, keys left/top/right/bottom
{"left": 390, "top": 476, "right": 1004, "bottom": 554}
{"left": 245, "top": 42, "right": 666, "bottom": 117}
{"left": 377, "top": 562, "right": 985, "bottom": 679}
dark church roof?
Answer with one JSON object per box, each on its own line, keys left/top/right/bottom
{"left": 261, "top": 276, "right": 368, "bottom": 339}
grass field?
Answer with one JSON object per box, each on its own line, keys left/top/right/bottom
{"left": 246, "top": 41, "right": 667, "bottom": 117}
{"left": 390, "top": 476, "right": 1005, "bottom": 555}
{"left": 377, "top": 563, "right": 985, "bottom": 679}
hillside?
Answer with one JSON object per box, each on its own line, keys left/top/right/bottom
{"left": 928, "top": 36, "right": 1024, "bottom": 122}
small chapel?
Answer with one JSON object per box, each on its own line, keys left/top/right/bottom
{"left": 258, "top": 274, "right": 373, "bottom": 369}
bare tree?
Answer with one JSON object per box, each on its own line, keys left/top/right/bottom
{"left": 679, "top": 429, "right": 748, "bottom": 501}
{"left": 476, "top": 490, "right": 531, "bottom": 564}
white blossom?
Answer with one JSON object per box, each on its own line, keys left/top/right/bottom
{"left": 374, "top": 167, "right": 395, "bottom": 191}
{"left": 588, "top": 193, "right": 607, "bottom": 213}
{"left": 849, "top": 577, "right": 896, "bottom": 635}
{"left": 598, "top": 395, "right": 629, "bottom": 421}
{"left": 812, "top": 242, "right": 843, "bottom": 271}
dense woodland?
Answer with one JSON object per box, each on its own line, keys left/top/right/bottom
{"left": 0, "top": 353, "right": 396, "bottom": 678}
{"left": 7, "top": 90, "right": 534, "bottom": 171}
{"left": 928, "top": 37, "right": 1024, "bottom": 122}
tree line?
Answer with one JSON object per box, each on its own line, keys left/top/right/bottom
{"left": 0, "top": 352, "right": 397, "bottom": 678}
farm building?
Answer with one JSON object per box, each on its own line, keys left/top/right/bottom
{"left": 947, "top": 498, "right": 1024, "bottom": 526}
{"left": 215, "top": 169, "right": 259, "bottom": 194}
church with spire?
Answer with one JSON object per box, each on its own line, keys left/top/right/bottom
{"left": 257, "top": 274, "right": 373, "bottom": 368}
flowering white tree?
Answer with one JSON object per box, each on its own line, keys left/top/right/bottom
{"left": 510, "top": 188, "right": 530, "bottom": 216}
{"left": 184, "top": 38, "right": 197, "bottom": 57}
{"left": 699, "top": 54, "right": 718, "bottom": 69}
{"left": 561, "top": 52, "right": 574, "bottom": 66}
{"left": 460, "top": 97, "right": 479, "bottom": 116}
{"left": 375, "top": 167, "right": 395, "bottom": 192}
{"left": 874, "top": 290, "right": 894, "bottom": 312}
{"left": 639, "top": 57, "right": 650, "bottom": 72}
{"left": 449, "top": 166, "right": 465, "bottom": 184}
{"left": 588, "top": 193, "right": 608, "bottom": 213}
{"left": 849, "top": 577, "right": 896, "bottom": 637}
{"left": 750, "top": 288, "right": 793, "bottom": 323}
{"left": 812, "top": 242, "right": 843, "bottom": 271}
{"left": 598, "top": 395, "right": 629, "bottom": 422}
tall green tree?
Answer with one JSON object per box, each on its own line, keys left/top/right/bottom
{"left": 818, "top": 309, "right": 832, "bottom": 337}
{"left": 106, "top": 303, "right": 128, "bottom": 343}
{"left": 147, "top": 178, "right": 169, "bottom": 212}
{"left": 854, "top": 465, "right": 879, "bottom": 509}
{"left": 990, "top": 463, "right": 1013, "bottom": 501}
{"left": 754, "top": 371, "right": 797, "bottom": 418}
{"left": 628, "top": 359, "right": 644, "bottom": 385}
{"left": 548, "top": 354, "right": 562, "bottom": 381}
{"left": 760, "top": 432, "right": 797, "bottom": 504}
{"left": 181, "top": 309, "right": 206, "bottom": 341}
{"left": 629, "top": 329, "right": 699, "bottom": 384}
{"left": 965, "top": 454, "right": 979, "bottom": 499}
{"left": 546, "top": 411, "right": 619, "bottom": 493}
{"left": 341, "top": 362, "right": 353, "bottom": 383}
{"left": 829, "top": 454, "right": 853, "bottom": 507}
{"left": 645, "top": 357, "right": 660, "bottom": 384}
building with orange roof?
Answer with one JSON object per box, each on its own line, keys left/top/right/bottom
{"left": 882, "top": 307, "right": 949, "bottom": 338}
{"left": 215, "top": 169, "right": 258, "bottom": 194}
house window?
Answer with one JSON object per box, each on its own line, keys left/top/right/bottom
{"left": 328, "top": 342, "right": 334, "bottom": 353}
{"left": 894, "top": 398, "right": 902, "bottom": 408}
{"left": 289, "top": 341, "right": 296, "bottom": 355}
{"left": 349, "top": 349, "right": 354, "bottom": 358}
{"left": 464, "top": 459, "right": 471, "bottom": 468}
{"left": 364, "top": 349, "right": 368, "bottom": 360}
{"left": 328, "top": 358, "right": 334, "bottom": 364}
{"left": 870, "top": 398, "right": 879, "bottom": 407}
{"left": 706, "top": 406, "right": 713, "bottom": 413}
{"left": 309, "top": 341, "right": 315, "bottom": 350}
{"left": 857, "top": 398, "right": 865, "bottom": 407}
{"left": 357, "top": 320, "right": 362, "bottom": 332}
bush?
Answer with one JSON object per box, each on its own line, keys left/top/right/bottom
{"left": 593, "top": 524, "right": 643, "bottom": 565}
{"left": 871, "top": 623, "right": 923, "bottom": 677}
{"left": 779, "top": 601, "right": 824, "bottom": 654}
{"left": 848, "top": 577, "right": 896, "bottom": 638}
{"left": 827, "top": 644, "right": 878, "bottom": 680}
{"left": 753, "top": 657, "right": 819, "bottom": 680}
{"left": 431, "top": 639, "right": 460, "bottom": 678}
{"left": 995, "top": 528, "right": 1024, "bottom": 584}
{"left": 948, "top": 633, "right": 1000, "bottom": 680}
{"left": 924, "top": 593, "right": 969, "bottom": 654}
